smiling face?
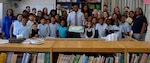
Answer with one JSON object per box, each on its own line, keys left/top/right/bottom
{"left": 17, "top": 14, "right": 23, "bottom": 21}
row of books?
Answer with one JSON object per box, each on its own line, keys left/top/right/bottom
{"left": 0, "top": 52, "right": 50, "bottom": 63}
{"left": 57, "top": 0, "right": 101, "bottom": 2}
{"left": 127, "top": 53, "right": 150, "bottom": 63}
{"left": 56, "top": 53, "right": 124, "bottom": 63}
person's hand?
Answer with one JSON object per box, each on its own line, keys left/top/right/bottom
{"left": 2, "top": 33, "right": 5, "bottom": 39}
{"left": 35, "top": 34, "right": 39, "bottom": 37}
{"left": 139, "top": 34, "right": 143, "bottom": 40}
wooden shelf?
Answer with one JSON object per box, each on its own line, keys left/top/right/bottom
{"left": 0, "top": 40, "right": 55, "bottom": 52}
{"left": 119, "top": 42, "right": 150, "bottom": 52}
{"left": 52, "top": 40, "right": 125, "bottom": 52}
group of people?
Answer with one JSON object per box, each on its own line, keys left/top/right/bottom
{"left": 1, "top": 4, "right": 148, "bottom": 41}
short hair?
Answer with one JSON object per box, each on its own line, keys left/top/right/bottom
{"left": 41, "top": 17, "right": 46, "bottom": 20}
{"left": 73, "top": 4, "right": 79, "bottom": 7}
{"left": 32, "top": 23, "right": 38, "bottom": 26}
{"left": 103, "top": 5, "right": 108, "bottom": 7}
{"left": 16, "top": 13, "right": 23, "bottom": 17}
{"left": 29, "top": 13, "right": 34, "bottom": 16}
{"left": 92, "top": 17, "right": 97, "bottom": 20}
{"left": 26, "top": 6, "right": 30, "bottom": 8}
{"left": 22, "top": 10, "right": 28, "bottom": 13}
{"left": 32, "top": 8, "right": 36, "bottom": 11}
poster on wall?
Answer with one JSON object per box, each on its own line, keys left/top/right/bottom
{"left": 144, "top": 0, "right": 150, "bottom": 4}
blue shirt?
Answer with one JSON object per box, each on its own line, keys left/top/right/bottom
{"left": 67, "top": 11, "right": 85, "bottom": 26}
{"left": 132, "top": 15, "right": 147, "bottom": 33}
{"left": 57, "top": 25, "right": 68, "bottom": 38}
{"left": 112, "top": 25, "right": 124, "bottom": 39}
{"left": 38, "top": 24, "right": 50, "bottom": 38}
{"left": 13, "top": 20, "right": 22, "bottom": 36}
{"left": 2, "top": 15, "right": 16, "bottom": 39}
{"left": 96, "top": 23, "right": 107, "bottom": 38}
{"left": 18, "top": 25, "right": 31, "bottom": 39}
{"left": 49, "top": 23, "right": 58, "bottom": 37}
{"left": 120, "top": 22, "right": 130, "bottom": 34}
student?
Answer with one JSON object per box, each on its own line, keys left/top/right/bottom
{"left": 106, "top": 19, "right": 113, "bottom": 35}
{"left": 27, "top": 13, "right": 36, "bottom": 27}
{"left": 10, "top": 14, "right": 23, "bottom": 38}
{"left": 18, "top": 18, "right": 31, "bottom": 39}
{"left": 84, "top": 12, "right": 89, "bottom": 21}
{"left": 91, "top": 17, "right": 97, "bottom": 29}
{"left": 56, "top": 19, "right": 68, "bottom": 38}
{"left": 31, "top": 23, "right": 39, "bottom": 38}
{"left": 62, "top": 11, "right": 68, "bottom": 20}
{"left": 32, "top": 8, "right": 37, "bottom": 15}
{"left": 111, "top": 20, "right": 124, "bottom": 39}
{"left": 120, "top": 15, "right": 130, "bottom": 37}
{"left": 36, "top": 10, "right": 43, "bottom": 24}
{"left": 49, "top": 16, "right": 58, "bottom": 37}
{"left": 25, "top": 6, "right": 30, "bottom": 13}
{"left": 112, "top": 13, "right": 119, "bottom": 25}
{"left": 84, "top": 21, "right": 95, "bottom": 38}
{"left": 69, "top": 8, "right": 73, "bottom": 13}
{"left": 38, "top": 18, "right": 50, "bottom": 38}
{"left": 50, "top": 9, "right": 57, "bottom": 17}
{"left": 103, "top": 11, "right": 110, "bottom": 23}
{"left": 55, "top": 14, "right": 60, "bottom": 23}
{"left": 2, "top": 8, "right": 16, "bottom": 39}
{"left": 96, "top": 18, "right": 107, "bottom": 38}
{"left": 22, "top": 10, "right": 29, "bottom": 18}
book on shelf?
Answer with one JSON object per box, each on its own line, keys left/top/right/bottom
{"left": 56, "top": 53, "right": 123, "bottom": 63}
{"left": 0, "top": 52, "right": 7, "bottom": 63}
{"left": 11, "top": 54, "right": 18, "bottom": 63}
{"left": 0, "top": 52, "right": 49, "bottom": 63}
{"left": 127, "top": 53, "right": 150, "bottom": 63}
{"left": 37, "top": 53, "right": 45, "bottom": 63}
{"left": 73, "top": 54, "right": 81, "bottom": 63}
{"left": 6, "top": 52, "right": 14, "bottom": 63}
{"left": 45, "top": 52, "right": 50, "bottom": 63}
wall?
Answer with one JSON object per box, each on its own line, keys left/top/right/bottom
{"left": 11, "top": 0, "right": 56, "bottom": 15}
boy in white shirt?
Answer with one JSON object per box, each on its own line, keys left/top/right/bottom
{"left": 112, "top": 20, "right": 124, "bottom": 39}
{"left": 49, "top": 16, "right": 58, "bottom": 37}
{"left": 120, "top": 15, "right": 130, "bottom": 37}
{"left": 27, "top": 13, "right": 36, "bottom": 27}
{"left": 38, "top": 18, "right": 50, "bottom": 38}
{"left": 96, "top": 18, "right": 107, "bottom": 38}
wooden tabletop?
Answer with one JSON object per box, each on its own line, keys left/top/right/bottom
{"left": 0, "top": 40, "right": 55, "bottom": 52}
{"left": 119, "top": 41, "right": 150, "bottom": 52}
{"left": 52, "top": 40, "right": 125, "bottom": 52}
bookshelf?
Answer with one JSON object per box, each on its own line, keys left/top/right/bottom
{"left": 52, "top": 40, "right": 126, "bottom": 63}
{"left": 119, "top": 42, "right": 150, "bottom": 63}
{"left": 0, "top": 40, "right": 55, "bottom": 63}
{"left": 0, "top": 38, "right": 150, "bottom": 63}
{"left": 56, "top": 0, "right": 102, "bottom": 10}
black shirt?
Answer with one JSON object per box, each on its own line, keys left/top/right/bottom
{"left": 31, "top": 29, "right": 39, "bottom": 37}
